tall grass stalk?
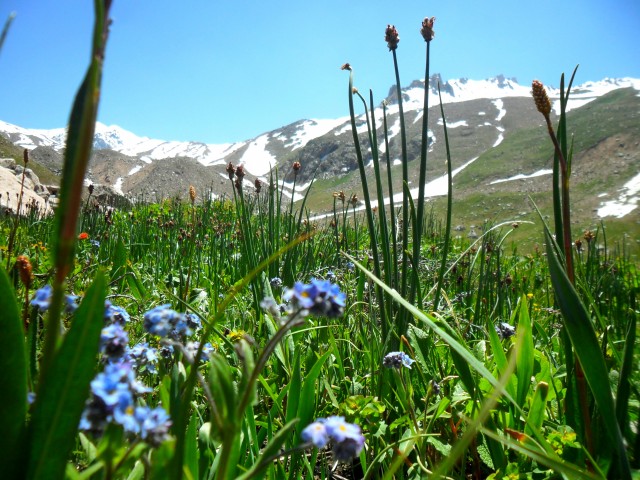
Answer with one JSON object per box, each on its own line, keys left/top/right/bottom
{"left": 41, "top": 0, "right": 112, "bottom": 380}
{"left": 344, "top": 65, "right": 389, "bottom": 345}
{"left": 432, "top": 85, "right": 453, "bottom": 311}
{"left": 413, "top": 19, "right": 434, "bottom": 310}
{"left": 385, "top": 26, "right": 411, "bottom": 337}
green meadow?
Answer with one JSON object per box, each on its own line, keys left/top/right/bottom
{"left": 1, "top": 6, "right": 638, "bottom": 480}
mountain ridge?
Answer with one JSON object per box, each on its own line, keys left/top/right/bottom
{"left": 1, "top": 75, "right": 638, "bottom": 223}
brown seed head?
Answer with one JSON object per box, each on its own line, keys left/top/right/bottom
{"left": 235, "top": 165, "right": 245, "bottom": 180}
{"left": 23, "top": 149, "right": 29, "bottom": 165}
{"left": 15, "top": 255, "right": 33, "bottom": 289}
{"left": 292, "top": 161, "right": 301, "bottom": 172}
{"left": 420, "top": 17, "right": 436, "bottom": 42}
{"left": 189, "top": 185, "right": 196, "bottom": 204}
{"left": 226, "top": 162, "right": 236, "bottom": 179}
{"left": 341, "top": 63, "right": 351, "bottom": 71}
{"left": 531, "top": 80, "right": 552, "bottom": 116}
{"left": 254, "top": 178, "right": 262, "bottom": 193}
{"left": 385, "top": 24, "right": 400, "bottom": 51}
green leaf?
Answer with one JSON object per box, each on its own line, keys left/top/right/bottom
{"left": 284, "top": 350, "right": 302, "bottom": 441}
{"left": 525, "top": 382, "right": 549, "bottom": 436}
{"left": 346, "top": 254, "right": 518, "bottom": 409}
{"left": 125, "top": 264, "right": 146, "bottom": 301}
{"left": 616, "top": 312, "right": 636, "bottom": 435}
{"left": 297, "top": 349, "right": 333, "bottom": 435}
{"left": 209, "top": 354, "right": 237, "bottom": 433}
{"left": 435, "top": 317, "right": 476, "bottom": 397}
{"left": 236, "top": 419, "right": 299, "bottom": 480}
{"left": 544, "top": 230, "right": 631, "bottom": 479}
{"left": 0, "top": 267, "right": 27, "bottom": 479}
{"left": 27, "top": 270, "right": 107, "bottom": 480}
{"left": 488, "top": 321, "right": 516, "bottom": 402}
{"left": 515, "top": 296, "right": 534, "bottom": 410}
{"left": 184, "top": 412, "right": 199, "bottom": 480}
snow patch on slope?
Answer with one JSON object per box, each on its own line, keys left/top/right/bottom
{"left": 286, "top": 118, "right": 349, "bottom": 150}
{"left": 238, "top": 134, "right": 277, "bottom": 177}
{"left": 597, "top": 171, "right": 640, "bottom": 218}
{"left": 491, "top": 169, "right": 553, "bottom": 184}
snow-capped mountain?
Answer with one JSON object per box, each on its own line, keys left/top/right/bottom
{"left": 3, "top": 76, "right": 637, "bottom": 174}
{"left": 1, "top": 74, "right": 638, "bottom": 216}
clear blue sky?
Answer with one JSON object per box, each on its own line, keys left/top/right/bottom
{"left": 1, "top": 1, "right": 638, "bottom": 144}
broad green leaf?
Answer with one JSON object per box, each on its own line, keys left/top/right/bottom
{"left": 525, "top": 382, "right": 548, "bottom": 436}
{"left": 0, "top": 267, "right": 27, "bottom": 479}
{"left": 488, "top": 321, "right": 516, "bottom": 402}
{"left": 616, "top": 313, "right": 636, "bottom": 434}
{"left": 545, "top": 230, "right": 631, "bottom": 479}
{"left": 184, "top": 412, "right": 199, "bottom": 480}
{"left": 515, "top": 296, "right": 534, "bottom": 409}
{"left": 27, "top": 271, "right": 107, "bottom": 480}
{"left": 209, "top": 354, "right": 237, "bottom": 433}
{"left": 126, "top": 264, "right": 146, "bottom": 301}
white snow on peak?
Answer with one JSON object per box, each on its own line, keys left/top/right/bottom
{"left": 285, "top": 118, "right": 349, "bottom": 150}
{"left": 550, "top": 77, "right": 640, "bottom": 114}
{"left": 396, "top": 77, "right": 530, "bottom": 114}
{"left": 238, "top": 134, "right": 277, "bottom": 177}
{"left": 389, "top": 76, "right": 640, "bottom": 118}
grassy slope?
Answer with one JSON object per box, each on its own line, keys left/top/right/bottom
{"left": 305, "top": 88, "right": 639, "bottom": 256}
{"left": 432, "top": 87, "right": 640, "bottom": 256}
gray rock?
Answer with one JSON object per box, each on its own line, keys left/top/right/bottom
{"left": 0, "top": 158, "right": 16, "bottom": 169}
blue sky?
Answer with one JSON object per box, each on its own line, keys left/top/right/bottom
{"left": 1, "top": 1, "right": 639, "bottom": 144}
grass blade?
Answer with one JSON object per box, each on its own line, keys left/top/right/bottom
{"left": 544, "top": 229, "right": 631, "bottom": 478}
{"left": 515, "top": 296, "right": 534, "bottom": 410}
{"left": 346, "top": 254, "right": 519, "bottom": 409}
{"left": 27, "top": 270, "right": 107, "bottom": 480}
{"left": 0, "top": 267, "right": 27, "bottom": 479}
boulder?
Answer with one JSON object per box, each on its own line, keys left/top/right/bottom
{"left": 0, "top": 166, "right": 52, "bottom": 216}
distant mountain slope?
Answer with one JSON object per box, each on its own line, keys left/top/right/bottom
{"left": 1, "top": 76, "right": 638, "bottom": 226}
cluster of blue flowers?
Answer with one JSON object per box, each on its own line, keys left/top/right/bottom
{"left": 79, "top": 362, "right": 170, "bottom": 445}
{"left": 383, "top": 351, "right": 415, "bottom": 369}
{"left": 284, "top": 279, "right": 346, "bottom": 318}
{"left": 126, "top": 342, "right": 160, "bottom": 374}
{"left": 301, "top": 416, "right": 365, "bottom": 461}
{"left": 30, "top": 284, "right": 78, "bottom": 313}
{"left": 100, "top": 301, "right": 160, "bottom": 373}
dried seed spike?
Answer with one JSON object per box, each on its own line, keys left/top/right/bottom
{"left": 531, "top": 80, "right": 552, "bottom": 116}
{"left": 15, "top": 255, "right": 33, "bottom": 289}
{"left": 420, "top": 16, "right": 435, "bottom": 42}
{"left": 385, "top": 24, "right": 400, "bottom": 51}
